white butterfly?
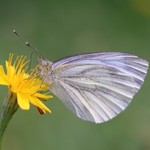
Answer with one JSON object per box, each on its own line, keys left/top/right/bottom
{"left": 13, "top": 31, "right": 149, "bottom": 123}
{"left": 38, "top": 52, "right": 149, "bottom": 123}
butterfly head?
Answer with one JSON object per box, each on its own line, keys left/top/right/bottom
{"left": 38, "top": 57, "right": 53, "bottom": 84}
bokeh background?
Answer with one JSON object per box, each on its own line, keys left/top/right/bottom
{"left": 0, "top": 0, "right": 150, "bottom": 150}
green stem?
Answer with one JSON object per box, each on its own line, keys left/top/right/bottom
{"left": 0, "top": 91, "right": 18, "bottom": 149}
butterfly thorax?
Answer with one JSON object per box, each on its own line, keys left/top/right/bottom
{"left": 38, "top": 57, "right": 53, "bottom": 85}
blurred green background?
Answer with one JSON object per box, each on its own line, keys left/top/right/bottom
{"left": 0, "top": 0, "right": 150, "bottom": 150}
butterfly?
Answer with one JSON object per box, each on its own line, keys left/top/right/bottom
{"left": 38, "top": 52, "right": 149, "bottom": 123}
{"left": 13, "top": 30, "right": 149, "bottom": 123}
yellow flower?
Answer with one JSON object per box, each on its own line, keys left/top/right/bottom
{"left": 0, "top": 54, "right": 52, "bottom": 114}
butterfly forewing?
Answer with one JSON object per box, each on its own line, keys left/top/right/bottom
{"left": 42, "top": 52, "right": 149, "bottom": 123}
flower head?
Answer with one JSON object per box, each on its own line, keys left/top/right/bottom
{"left": 0, "top": 54, "right": 52, "bottom": 114}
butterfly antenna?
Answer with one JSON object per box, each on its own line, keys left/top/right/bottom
{"left": 13, "top": 29, "right": 41, "bottom": 57}
{"left": 28, "top": 51, "right": 34, "bottom": 71}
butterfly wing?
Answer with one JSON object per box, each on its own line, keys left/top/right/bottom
{"left": 48, "top": 52, "right": 149, "bottom": 123}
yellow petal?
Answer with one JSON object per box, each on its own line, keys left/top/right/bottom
{"left": 34, "top": 93, "right": 53, "bottom": 100}
{"left": 29, "top": 96, "right": 51, "bottom": 113}
{"left": 5, "top": 61, "right": 16, "bottom": 85}
{"left": 0, "top": 65, "right": 8, "bottom": 85}
{"left": 17, "top": 93, "right": 30, "bottom": 110}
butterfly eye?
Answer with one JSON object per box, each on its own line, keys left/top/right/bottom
{"left": 38, "top": 57, "right": 47, "bottom": 66}
{"left": 38, "top": 57, "right": 53, "bottom": 68}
